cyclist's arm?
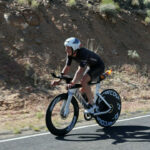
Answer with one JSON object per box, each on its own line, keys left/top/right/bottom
{"left": 61, "top": 55, "right": 71, "bottom": 76}
{"left": 72, "top": 66, "right": 85, "bottom": 84}
{"left": 61, "top": 65, "right": 70, "bottom": 75}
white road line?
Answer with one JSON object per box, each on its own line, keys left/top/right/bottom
{"left": 0, "top": 114, "right": 150, "bottom": 143}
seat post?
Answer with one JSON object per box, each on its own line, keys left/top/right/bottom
{"left": 93, "top": 82, "right": 101, "bottom": 103}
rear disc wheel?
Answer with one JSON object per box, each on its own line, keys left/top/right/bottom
{"left": 95, "top": 89, "right": 121, "bottom": 127}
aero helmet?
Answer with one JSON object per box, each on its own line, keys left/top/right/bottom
{"left": 64, "top": 37, "right": 81, "bottom": 51}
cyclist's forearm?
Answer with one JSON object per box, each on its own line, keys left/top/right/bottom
{"left": 72, "top": 67, "right": 84, "bottom": 83}
{"left": 61, "top": 65, "right": 70, "bottom": 75}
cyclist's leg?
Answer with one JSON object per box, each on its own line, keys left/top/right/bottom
{"left": 81, "top": 74, "right": 94, "bottom": 105}
{"left": 81, "top": 65, "right": 104, "bottom": 101}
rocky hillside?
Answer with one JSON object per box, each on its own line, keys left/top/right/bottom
{"left": 0, "top": 0, "right": 150, "bottom": 111}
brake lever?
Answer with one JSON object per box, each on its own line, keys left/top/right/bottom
{"left": 51, "top": 73, "right": 61, "bottom": 79}
{"left": 51, "top": 73, "right": 56, "bottom": 77}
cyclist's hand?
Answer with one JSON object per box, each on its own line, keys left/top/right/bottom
{"left": 66, "top": 82, "right": 75, "bottom": 89}
{"left": 51, "top": 80, "right": 61, "bottom": 87}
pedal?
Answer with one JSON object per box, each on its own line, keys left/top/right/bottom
{"left": 84, "top": 113, "right": 93, "bottom": 121}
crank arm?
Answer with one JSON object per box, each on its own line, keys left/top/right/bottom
{"left": 93, "top": 109, "right": 112, "bottom": 116}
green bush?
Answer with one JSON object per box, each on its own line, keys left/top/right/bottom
{"left": 17, "top": 0, "right": 28, "bottom": 5}
{"left": 144, "top": 0, "right": 150, "bottom": 8}
{"left": 66, "top": 0, "right": 77, "bottom": 7}
{"left": 17, "top": 0, "right": 40, "bottom": 8}
{"left": 101, "top": 0, "right": 115, "bottom": 4}
{"left": 147, "top": 9, "right": 150, "bottom": 16}
{"left": 128, "top": 50, "right": 140, "bottom": 60}
{"left": 131, "top": 0, "right": 140, "bottom": 7}
{"left": 145, "top": 16, "right": 150, "bottom": 24}
{"left": 99, "top": 0, "right": 120, "bottom": 14}
{"left": 36, "top": 112, "right": 44, "bottom": 120}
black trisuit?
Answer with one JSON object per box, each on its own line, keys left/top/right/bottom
{"left": 66, "top": 48, "right": 105, "bottom": 81}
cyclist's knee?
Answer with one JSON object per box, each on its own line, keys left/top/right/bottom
{"left": 81, "top": 79, "right": 87, "bottom": 87}
{"left": 80, "top": 87, "right": 85, "bottom": 93}
{"left": 81, "top": 76, "right": 90, "bottom": 87}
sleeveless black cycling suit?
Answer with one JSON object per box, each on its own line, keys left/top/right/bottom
{"left": 66, "top": 48, "right": 105, "bottom": 81}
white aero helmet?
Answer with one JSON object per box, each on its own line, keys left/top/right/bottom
{"left": 64, "top": 37, "right": 81, "bottom": 51}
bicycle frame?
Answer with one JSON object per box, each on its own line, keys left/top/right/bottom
{"left": 63, "top": 82, "right": 112, "bottom": 117}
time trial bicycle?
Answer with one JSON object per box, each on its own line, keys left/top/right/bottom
{"left": 46, "top": 70, "right": 121, "bottom": 136}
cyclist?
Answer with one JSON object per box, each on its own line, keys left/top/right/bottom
{"left": 51, "top": 37, "right": 105, "bottom": 113}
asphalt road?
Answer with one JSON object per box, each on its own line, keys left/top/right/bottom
{"left": 0, "top": 114, "right": 150, "bottom": 150}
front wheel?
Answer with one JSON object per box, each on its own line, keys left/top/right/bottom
{"left": 95, "top": 89, "right": 121, "bottom": 127}
{"left": 46, "top": 93, "right": 79, "bottom": 136}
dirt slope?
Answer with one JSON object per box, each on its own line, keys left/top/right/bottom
{"left": 0, "top": 1, "right": 150, "bottom": 112}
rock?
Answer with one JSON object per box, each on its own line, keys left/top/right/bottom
{"left": 22, "top": 9, "right": 40, "bottom": 26}
{"left": 112, "top": 49, "right": 118, "bottom": 55}
{"left": 0, "top": 1, "right": 7, "bottom": 12}
{"left": 0, "top": 100, "right": 4, "bottom": 106}
{"left": 5, "top": 93, "right": 19, "bottom": 101}
{"left": 3, "top": 13, "right": 10, "bottom": 23}
{"left": 35, "top": 39, "right": 42, "bottom": 44}
{"left": 4, "top": 12, "right": 29, "bottom": 29}
{"left": 0, "top": 12, "right": 4, "bottom": 23}
{"left": 0, "top": 93, "right": 25, "bottom": 110}
{"left": 0, "top": 32, "right": 5, "bottom": 39}
{"left": 13, "top": 100, "right": 24, "bottom": 109}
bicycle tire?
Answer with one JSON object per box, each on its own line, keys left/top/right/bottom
{"left": 46, "top": 93, "right": 79, "bottom": 136}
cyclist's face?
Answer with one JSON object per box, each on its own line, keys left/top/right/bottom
{"left": 65, "top": 46, "right": 72, "bottom": 56}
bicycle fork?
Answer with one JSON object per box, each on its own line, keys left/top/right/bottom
{"left": 61, "top": 89, "right": 75, "bottom": 117}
